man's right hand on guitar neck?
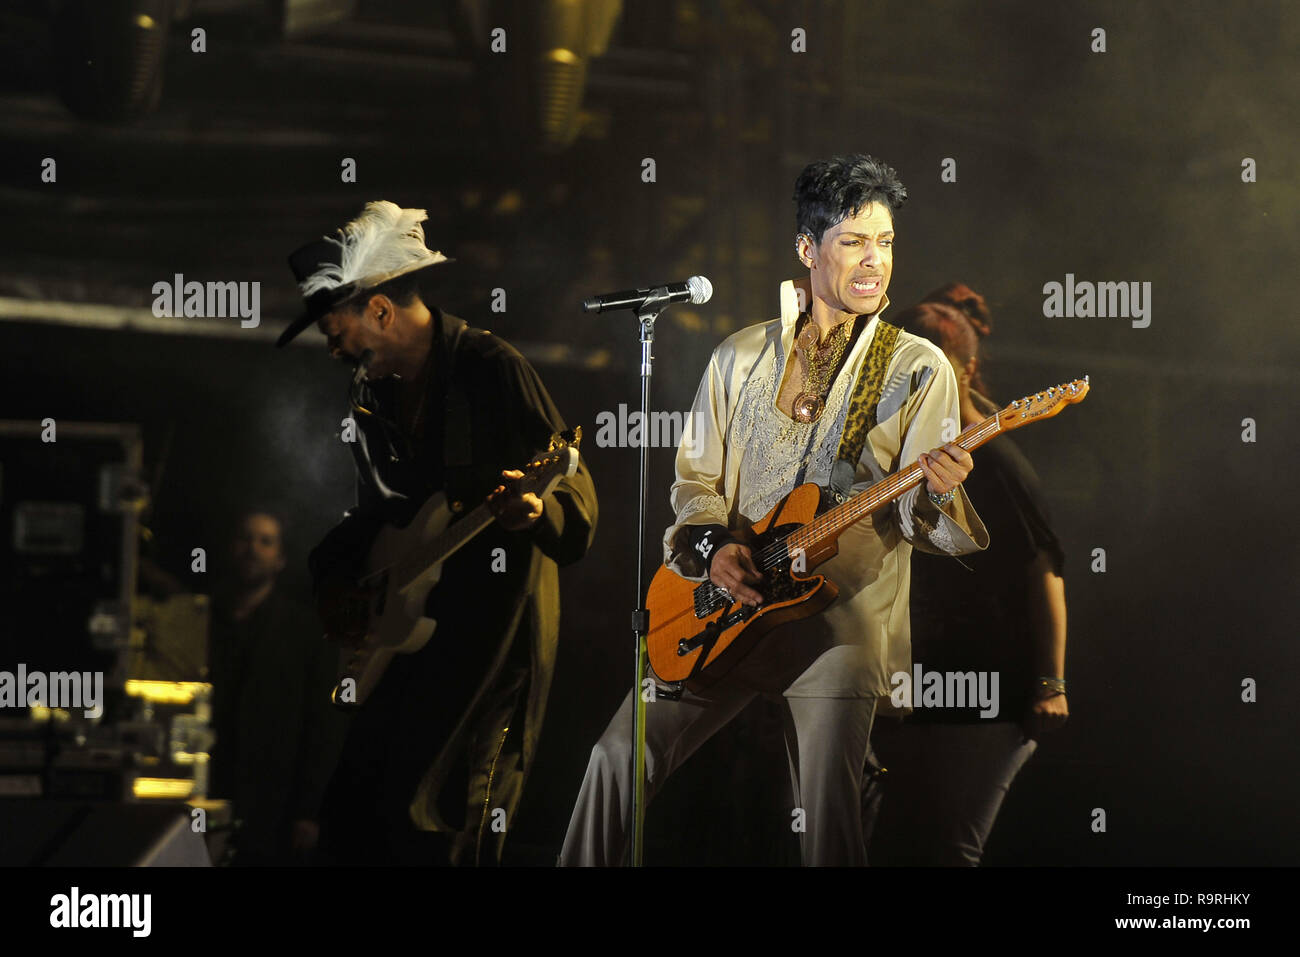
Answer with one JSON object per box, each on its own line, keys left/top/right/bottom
{"left": 317, "top": 576, "right": 372, "bottom": 645}
{"left": 710, "top": 543, "right": 765, "bottom": 606}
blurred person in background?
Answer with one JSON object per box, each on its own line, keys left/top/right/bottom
{"left": 208, "top": 508, "right": 349, "bottom": 865}
{"left": 864, "top": 284, "right": 1069, "bottom": 865}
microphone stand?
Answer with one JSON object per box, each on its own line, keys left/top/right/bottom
{"left": 626, "top": 287, "right": 673, "bottom": 867}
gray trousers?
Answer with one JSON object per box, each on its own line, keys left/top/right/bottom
{"left": 559, "top": 681, "right": 877, "bottom": 866}
{"left": 867, "top": 720, "right": 1037, "bottom": 865}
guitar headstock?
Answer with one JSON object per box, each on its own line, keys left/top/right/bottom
{"left": 997, "top": 377, "right": 1090, "bottom": 431}
{"left": 548, "top": 426, "right": 581, "bottom": 453}
{"left": 517, "top": 428, "right": 582, "bottom": 497}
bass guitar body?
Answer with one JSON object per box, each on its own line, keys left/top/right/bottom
{"left": 333, "top": 490, "right": 453, "bottom": 708}
{"left": 329, "top": 428, "right": 583, "bottom": 709}
{"left": 645, "top": 482, "right": 840, "bottom": 690}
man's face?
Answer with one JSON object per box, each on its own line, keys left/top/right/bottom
{"left": 317, "top": 298, "right": 390, "bottom": 376}
{"left": 801, "top": 202, "right": 894, "bottom": 316}
{"left": 229, "top": 513, "right": 285, "bottom": 587}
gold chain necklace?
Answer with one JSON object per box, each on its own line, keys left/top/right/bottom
{"left": 792, "top": 314, "right": 852, "bottom": 423}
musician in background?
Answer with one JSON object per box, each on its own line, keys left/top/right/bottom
{"left": 209, "top": 508, "right": 348, "bottom": 865}
{"left": 277, "top": 201, "right": 597, "bottom": 865}
{"left": 866, "top": 287, "right": 1069, "bottom": 865}
{"left": 561, "top": 155, "right": 987, "bottom": 866}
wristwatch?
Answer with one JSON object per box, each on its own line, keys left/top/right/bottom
{"left": 927, "top": 486, "right": 956, "bottom": 508}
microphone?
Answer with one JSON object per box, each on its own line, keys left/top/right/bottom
{"left": 582, "top": 276, "right": 713, "bottom": 314}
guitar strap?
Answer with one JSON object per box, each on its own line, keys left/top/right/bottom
{"left": 828, "top": 319, "right": 901, "bottom": 503}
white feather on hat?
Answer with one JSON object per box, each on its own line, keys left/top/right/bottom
{"left": 298, "top": 200, "right": 449, "bottom": 298}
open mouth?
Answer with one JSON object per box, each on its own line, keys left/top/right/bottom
{"left": 850, "top": 277, "right": 882, "bottom": 296}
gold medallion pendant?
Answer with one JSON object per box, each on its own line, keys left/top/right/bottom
{"left": 790, "top": 314, "right": 852, "bottom": 424}
{"left": 792, "top": 391, "right": 825, "bottom": 423}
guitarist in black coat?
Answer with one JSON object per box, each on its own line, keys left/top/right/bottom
{"left": 277, "top": 201, "right": 598, "bottom": 865}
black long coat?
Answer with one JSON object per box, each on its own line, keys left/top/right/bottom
{"left": 308, "top": 309, "right": 597, "bottom": 863}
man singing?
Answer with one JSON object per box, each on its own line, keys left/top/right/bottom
{"left": 561, "top": 154, "right": 987, "bottom": 865}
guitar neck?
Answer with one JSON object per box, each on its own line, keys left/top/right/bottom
{"left": 386, "top": 429, "right": 583, "bottom": 595}
{"left": 399, "top": 501, "right": 496, "bottom": 590}
{"left": 785, "top": 411, "right": 1005, "bottom": 556}
{"left": 434, "top": 501, "right": 496, "bottom": 559}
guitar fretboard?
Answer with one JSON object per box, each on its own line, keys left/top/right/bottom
{"left": 399, "top": 502, "right": 495, "bottom": 590}
{"left": 774, "top": 412, "right": 1004, "bottom": 560}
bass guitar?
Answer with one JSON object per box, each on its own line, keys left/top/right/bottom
{"left": 332, "top": 428, "right": 581, "bottom": 707}
{"left": 646, "top": 380, "right": 1089, "bottom": 689}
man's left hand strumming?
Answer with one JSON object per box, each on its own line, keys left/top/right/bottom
{"left": 918, "top": 442, "right": 973, "bottom": 498}
{"left": 488, "top": 468, "right": 545, "bottom": 531}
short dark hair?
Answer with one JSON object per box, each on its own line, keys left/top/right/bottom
{"left": 345, "top": 269, "right": 426, "bottom": 315}
{"left": 794, "top": 154, "right": 908, "bottom": 244}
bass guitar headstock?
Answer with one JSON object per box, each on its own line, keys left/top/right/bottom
{"left": 997, "top": 377, "right": 1090, "bottom": 431}
{"left": 517, "top": 428, "right": 582, "bottom": 498}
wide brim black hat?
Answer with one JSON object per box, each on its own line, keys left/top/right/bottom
{"left": 277, "top": 202, "right": 453, "bottom": 347}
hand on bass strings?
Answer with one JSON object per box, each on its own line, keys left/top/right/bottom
{"left": 709, "top": 542, "right": 765, "bottom": 606}
{"left": 918, "top": 442, "right": 973, "bottom": 496}
{"left": 488, "top": 468, "right": 545, "bottom": 531}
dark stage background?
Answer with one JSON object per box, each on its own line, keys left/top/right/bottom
{"left": 1, "top": 0, "right": 1297, "bottom": 866}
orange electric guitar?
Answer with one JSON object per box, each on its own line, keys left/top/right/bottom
{"left": 645, "top": 378, "right": 1089, "bottom": 690}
